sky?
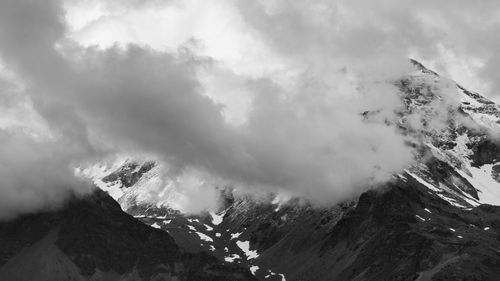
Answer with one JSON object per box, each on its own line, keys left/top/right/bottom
{"left": 1, "top": 0, "right": 500, "bottom": 218}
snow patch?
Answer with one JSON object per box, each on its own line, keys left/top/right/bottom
{"left": 98, "top": 181, "right": 124, "bottom": 200}
{"left": 438, "top": 195, "right": 466, "bottom": 208}
{"left": 406, "top": 171, "right": 469, "bottom": 208}
{"left": 231, "top": 232, "right": 242, "bottom": 240}
{"left": 265, "top": 270, "right": 286, "bottom": 281}
{"left": 224, "top": 254, "right": 241, "bottom": 262}
{"left": 209, "top": 210, "right": 225, "bottom": 225}
{"left": 415, "top": 215, "right": 426, "bottom": 222}
{"left": 405, "top": 171, "right": 441, "bottom": 192}
{"left": 195, "top": 232, "right": 213, "bottom": 242}
{"left": 77, "top": 159, "right": 128, "bottom": 200}
{"left": 236, "top": 240, "right": 259, "bottom": 259}
{"left": 457, "top": 164, "right": 500, "bottom": 206}
{"left": 250, "top": 265, "right": 259, "bottom": 275}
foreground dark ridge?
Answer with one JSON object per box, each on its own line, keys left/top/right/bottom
{"left": 0, "top": 189, "right": 256, "bottom": 281}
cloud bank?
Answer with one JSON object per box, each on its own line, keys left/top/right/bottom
{"left": 1, "top": 0, "right": 500, "bottom": 217}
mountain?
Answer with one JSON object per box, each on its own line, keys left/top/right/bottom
{"left": 80, "top": 60, "right": 500, "bottom": 281}
{"left": 0, "top": 189, "right": 256, "bottom": 281}
{"left": 2, "top": 60, "right": 500, "bottom": 281}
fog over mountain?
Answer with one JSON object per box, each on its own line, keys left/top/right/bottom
{"left": 1, "top": 0, "right": 500, "bottom": 218}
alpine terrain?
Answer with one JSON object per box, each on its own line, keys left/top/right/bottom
{"left": 2, "top": 61, "right": 500, "bottom": 281}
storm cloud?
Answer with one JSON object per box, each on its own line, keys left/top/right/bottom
{"left": 1, "top": 0, "right": 500, "bottom": 217}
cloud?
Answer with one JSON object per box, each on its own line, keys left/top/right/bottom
{"left": 0, "top": 128, "right": 93, "bottom": 220}
{"left": 64, "top": 0, "right": 500, "bottom": 97}
{"left": 2, "top": 0, "right": 500, "bottom": 217}
{"left": 233, "top": 1, "right": 499, "bottom": 75}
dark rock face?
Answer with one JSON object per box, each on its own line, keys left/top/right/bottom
{"left": 320, "top": 181, "right": 500, "bottom": 281}
{"left": 102, "top": 161, "right": 155, "bottom": 188}
{"left": 0, "top": 190, "right": 257, "bottom": 281}
{"left": 55, "top": 191, "right": 180, "bottom": 279}
{"left": 126, "top": 204, "right": 182, "bottom": 218}
{"left": 468, "top": 139, "right": 500, "bottom": 167}
{"left": 200, "top": 180, "right": 500, "bottom": 281}
{"left": 425, "top": 157, "right": 479, "bottom": 200}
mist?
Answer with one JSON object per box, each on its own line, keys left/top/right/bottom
{"left": 1, "top": 0, "right": 499, "bottom": 218}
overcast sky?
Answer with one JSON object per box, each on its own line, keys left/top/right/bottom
{"left": 1, "top": 0, "right": 500, "bottom": 218}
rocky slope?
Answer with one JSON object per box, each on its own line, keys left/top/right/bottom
{"left": 0, "top": 189, "right": 256, "bottom": 281}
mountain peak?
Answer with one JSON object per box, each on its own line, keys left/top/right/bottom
{"left": 409, "top": 58, "right": 439, "bottom": 76}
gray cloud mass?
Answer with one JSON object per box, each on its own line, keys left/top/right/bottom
{"left": 0, "top": 0, "right": 499, "bottom": 218}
